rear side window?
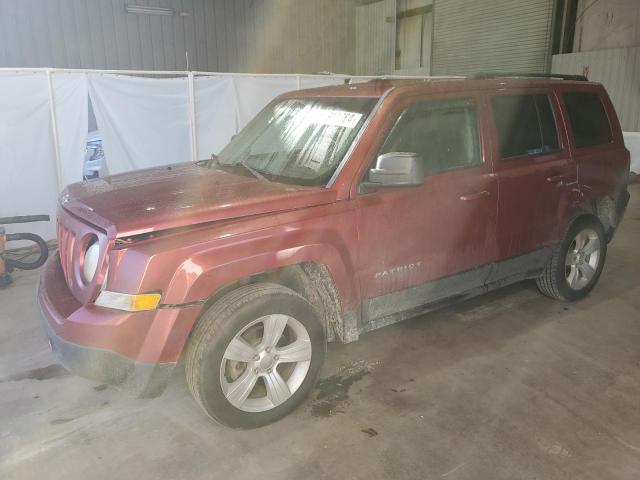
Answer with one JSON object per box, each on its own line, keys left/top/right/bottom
{"left": 379, "top": 98, "right": 481, "bottom": 176}
{"left": 563, "top": 92, "right": 613, "bottom": 148}
{"left": 491, "top": 94, "right": 560, "bottom": 159}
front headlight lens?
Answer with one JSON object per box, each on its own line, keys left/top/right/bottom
{"left": 82, "top": 241, "right": 100, "bottom": 283}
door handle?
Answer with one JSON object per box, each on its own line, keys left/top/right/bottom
{"left": 546, "top": 174, "right": 567, "bottom": 184}
{"left": 459, "top": 190, "right": 490, "bottom": 201}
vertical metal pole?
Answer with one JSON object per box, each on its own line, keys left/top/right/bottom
{"left": 387, "top": 0, "right": 397, "bottom": 73}
{"left": 0, "top": 227, "right": 6, "bottom": 276}
{"left": 558, "top": 0, "right": 569, "bottom": 53}
{"left": 430, "top": 0, "right": 436, "bottom": 75}
{"left": 187, "top": 71, "right": 198, "bottom": 162}
{"left": 296, "top": 74, "right": 301, "bottom": 90}
{"left": 230, "top": 76, "right": 242, "bottom": 133}
{"left": 46, "top": 69, "right": 64, "bottom": 191}
{"left": 547, "top": 0, "right": 560, "bottom": 73}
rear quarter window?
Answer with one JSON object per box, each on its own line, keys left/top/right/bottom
{"left": 563, "top": 92, "right": 613, "bottom": 148}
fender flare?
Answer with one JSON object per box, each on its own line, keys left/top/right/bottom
{"left": 164, "top": 242, "right": 359, "bottom": 312}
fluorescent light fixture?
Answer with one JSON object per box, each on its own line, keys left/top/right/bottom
{"left": 126, "top": 4, "right": 174, "bottom": 16}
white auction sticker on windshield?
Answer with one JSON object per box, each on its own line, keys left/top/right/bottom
{"left": 307, "top": 109, "right": 363, "bottom": 128}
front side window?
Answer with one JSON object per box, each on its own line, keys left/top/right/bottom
{"left": 378, "top": 98, "right": 482, "bottom": 176}
{"left": 491, "top": 94, "right": 560, "bottom": 159}
{"left": 563, "top": 92, "right": 613, "bottom": 148}
{"left": 214, "top": 96, "right": 377, "bottom": 186}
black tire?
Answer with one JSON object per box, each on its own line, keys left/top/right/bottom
{"left": 536, "top": 216, "right": 607, "bottom": 301}
{"left": 185, "top": 283, "right": 325, "bottom": 429}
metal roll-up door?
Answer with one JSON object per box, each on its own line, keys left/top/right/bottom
{"left": 431, "top": 0, "right": 554, "bottom": 76}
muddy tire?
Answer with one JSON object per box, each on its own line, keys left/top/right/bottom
{"left": 185, "top": 283, "right": 325, "bottom": 429}
{"left": 536, "top": 217, "right": 607, "bottom": 301}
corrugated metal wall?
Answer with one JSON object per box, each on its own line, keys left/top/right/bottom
{"left": 431, "top": 0, "right": 554, "bottom": 76}
{"left": 0, "top": 0, "right": 355, "bottom": 74}
{"left": 552, "top": 47, "right": 640, "bottom": 132}
{"left": 0, "top": 1, "right": 562, "bottom": 78}
{"left": 355, "top": 0, "right": 396, "bottom": 75}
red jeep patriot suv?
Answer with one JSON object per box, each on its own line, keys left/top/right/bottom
{"left": 39, "top": 75, "right": 630, "bottom": 428}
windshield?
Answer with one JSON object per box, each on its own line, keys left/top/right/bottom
{"left": 214, "top": 96, "right": 377, "bottom": 186}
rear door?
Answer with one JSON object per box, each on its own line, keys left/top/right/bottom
{"left": 486, "top": 89, "right": 577, "bottom": 267}
{"left": 560, "top": 88, "right": 627, "bottom": 199}
{"left": 353, "top": 93, "right": 499, "bottom": 324}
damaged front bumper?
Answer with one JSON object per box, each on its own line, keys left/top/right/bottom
{"left": 37, "top": 256, "right": 201, "bottom": 398}
{"left": 43, "top": 319, "right": 174, "bottom": 398}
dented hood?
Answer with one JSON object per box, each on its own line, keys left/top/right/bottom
{"left": 62, "top": 162, "right": 336, "bottom": 238}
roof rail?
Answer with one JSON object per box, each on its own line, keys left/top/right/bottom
{"left": 343, "top": 75, "right": 465, "bottom": 85}
{"left": 473, "top": 72, "right": 588, "bottom": 82}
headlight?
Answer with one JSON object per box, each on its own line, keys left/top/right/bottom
{"left": 94, "top": 291, "right": 161, "bottom": 312}
{"left": 82, "top": 241, "right": 100, "bottom": 283}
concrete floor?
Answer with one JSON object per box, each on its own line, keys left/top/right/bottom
{"left": 1, "top": 184, "right": 640, "bottom": 480}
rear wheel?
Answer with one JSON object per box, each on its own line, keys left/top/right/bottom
{"left": 185, "top": 283, "right": 325, "bottom": 428}
{"left": 536, "top": 217, "right": 607, "bottom": 301}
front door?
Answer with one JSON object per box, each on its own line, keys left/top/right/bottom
{"left": 354, "top": 94, "right": 499, "bottom": 325}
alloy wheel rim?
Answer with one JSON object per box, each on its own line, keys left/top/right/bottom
{"left": 565, "top": 228, "right": 601, "bottom": 291}
{"left": 219, "top": 314, "right": 312, "bottom": 413}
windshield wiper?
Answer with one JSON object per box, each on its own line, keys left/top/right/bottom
{"left": 233, "top": 160, "right": 270, "bottom": 182}
{"left": 206, "top": 152, "right": 269, "bottom": 182}
{"left": 207, "top": 153, "right": 219, "bottom": 168}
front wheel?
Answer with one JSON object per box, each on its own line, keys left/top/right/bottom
{"left": 536, "top": 217, "right": 607, "bottom": 301}
{"left": 185, "top": 283, "right": 325, "bottom": 429}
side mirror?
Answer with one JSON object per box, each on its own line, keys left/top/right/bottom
{"left": 360, "top": 152, "right": 425, "bottom": 193}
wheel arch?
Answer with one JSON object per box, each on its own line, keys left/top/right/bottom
{"left": 567, "top": 202, "right": 609, "bottom": 240}
{"left": 188, "top": 261, "right": 349, "bottom": 346}
{"left": 537, "top": 209, "right": 607, "bottom": 301}
{"left": 568, "top": 210, "right": 604, "bottom": 230}
{"left": 576, "top": 170, "right": 629, "bottom": 241}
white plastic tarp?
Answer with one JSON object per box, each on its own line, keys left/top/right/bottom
{"left": 88, "top": 74, "right": 192, "bottom": 175}
{"left": 0, "top": 71, "right": 367, "bottom": 241}
{"left": 299, "top": 76, "right": 347, "bottom": 89}
{"left": 0, "top": 73, "right": 87, "bottom": 241}
{"left": 623, "top": 132, "right": 640, "bottom": 174}
{"left": 54, "top": 74, "right": 89, "bottom": 189}
{"left": 194, "top": 76, "right": 237, "bottom": 159}
{"left": 233, "top": 76, "right": 299, "bottom": 128}
{"left": 196, "top": 75, "right": 348, "bottom": 157}
{"left": 87, "top": 74, "right": 320, "bottom": 171}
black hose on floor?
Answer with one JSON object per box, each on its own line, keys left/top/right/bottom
{"left": 4, "top": 233, "right": 49, "bottom": 271}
